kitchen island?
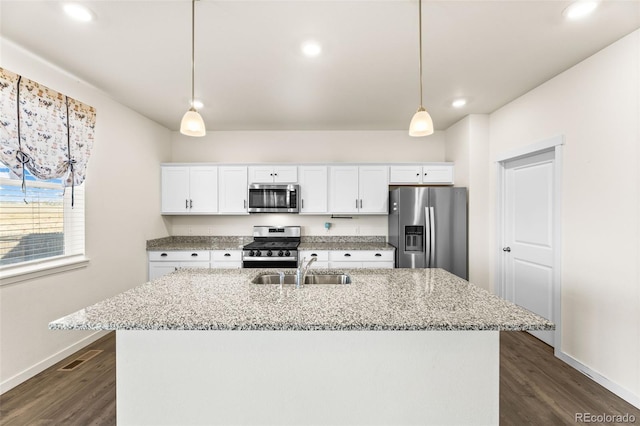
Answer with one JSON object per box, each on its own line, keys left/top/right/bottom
{"left": 50, "top": 268, "right": 553, "bottom": 425}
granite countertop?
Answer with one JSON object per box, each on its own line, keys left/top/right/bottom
{"left": 147, "top": 236, "right": 394, "bottom": 252}
{"left": 49, "top": 268, "right": 554, "bottom": 332}
{"left": 146, "top": 236, "right": 247, "bottom": 251}
{"left": 297, "top": 242, "right": 394, "bottom": 251}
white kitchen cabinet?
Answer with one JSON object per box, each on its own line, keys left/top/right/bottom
{"left": 328, "top": 165, "right": 388, "bottom": 214}
{"left": 389, "top": 164, "right": 454, "bottom": 185}
{"left": 211, "top": 250, "right": 242, "bottom": 269}
{"left": 161, "top": 166, "right": 218, "bottom": 214}
{"left": 358, "top": 165, "right": 389, "bottom": 213}
{"left": 218, "top": 166, "right": 249, "bottom": 214}
{"left": 148, "top": 251, "right": 211, "bottom": 280}
{"left": 328, "top": 250, "right": 394, "bottom": 269}
{"left": 298, "top": 166, "right": 328, "bottom": 214}
{"left": 299, "top": 250, "right": 329, "bottom": 269}
{"left": 248, "top": 166, "right": 297, "bottom": 183}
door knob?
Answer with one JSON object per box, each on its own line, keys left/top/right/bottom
{"left": 503, "top": 247, "right": 511, "bottom": 252}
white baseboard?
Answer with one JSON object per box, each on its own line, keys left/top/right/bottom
{"left": 555, "top": 348, "right": 640, "bottom": 409}
{"left": 0, "top": 331, "right": 109, "bottom": 395}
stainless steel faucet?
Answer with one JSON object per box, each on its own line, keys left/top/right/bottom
{"left": 296, "top": 257, "right": 317, "bottom": 288}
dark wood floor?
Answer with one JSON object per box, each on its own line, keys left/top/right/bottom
{"left": 1, "top": 331, "right": 638, "bottom": 425}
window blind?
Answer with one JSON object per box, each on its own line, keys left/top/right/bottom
{"left": 0, "top": 168, "right": 84, "bottom": 267}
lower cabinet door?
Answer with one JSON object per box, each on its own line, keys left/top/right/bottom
{"left": 148, "top": 263, "right": 179, "bottom": 281}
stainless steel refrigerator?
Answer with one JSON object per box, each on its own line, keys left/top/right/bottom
{"left": 388, "top": 187, "right": 468, "bottom": 279}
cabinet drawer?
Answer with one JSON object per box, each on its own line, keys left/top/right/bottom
{"left": 329, "top": 250, "right": 393, "bottom": 262}
{"left": 211, "top": 250, "right": 242, "bottom": 261}
{"left": 148, "top": 251, "right": 210, "bottom": 261}
{"left": 299, "top": 250, "right": 329, "bottom": 262}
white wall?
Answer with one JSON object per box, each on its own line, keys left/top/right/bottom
{"left": 489, "top": 30, "right": 640, "bottom": 405}
{"left": 169, "top": 130, "right": 446, "bottom": 237}
{"left": 445, "top": 115, "right": 491, "bottom": 291}
{"left": 0, "top": 39, "right": 172, "bottom": 392}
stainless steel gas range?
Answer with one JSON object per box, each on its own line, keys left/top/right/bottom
{"left": 242, "top": 226, "right": 300, "bottom": 268}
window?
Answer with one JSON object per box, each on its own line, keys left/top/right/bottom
{"left": 0, "top": 166, "right": 84, "bottom": 268}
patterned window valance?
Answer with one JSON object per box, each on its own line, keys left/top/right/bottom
{"left": 0, "top": 67, "right": 96, "bottom": 205}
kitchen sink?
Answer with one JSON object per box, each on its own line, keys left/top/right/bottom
{"left": 251, "top": 273, "right": 351, "bottom": 285}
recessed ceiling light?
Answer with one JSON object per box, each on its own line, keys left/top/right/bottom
{"left": 301, "top": 41, "right": 322, "bottom": 57}
{"left": 63, "top": 3, "right": 94, "bottom": 22}
{"left": 192, "top": 100, "right": 204, "bottom": 110}
{"left": 563, "top": 1, "right": 599, "bottom": 20}
{"left": 452, "top": 99, "right": 467, "bottom": 108}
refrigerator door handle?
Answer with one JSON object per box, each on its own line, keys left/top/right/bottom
{"left": 429, "top": 206, "right": 436, "bottom": 267}
{"left": 424, "top": 206, "right": 431, "bottom": 267}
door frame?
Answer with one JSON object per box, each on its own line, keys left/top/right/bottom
{"left": 495, "top": 135, "right": 564, "bottom": 352}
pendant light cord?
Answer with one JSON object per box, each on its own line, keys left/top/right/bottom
{"left": 190, "top": 0, "right": 195, "bottom": 108}
{"left": 418, "top": 0, "right": 423, "bottom": 108}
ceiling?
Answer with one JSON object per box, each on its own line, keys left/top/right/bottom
{"left": 1, "top": 1, "right": 639, "bottom": 132}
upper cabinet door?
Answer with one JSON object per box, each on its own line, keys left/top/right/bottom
{"left": 272, "top": 166, "right": 297, "bottom": 183}
{"left": 358, "top": 165, "right": 388, "bottom": 214}
{"left": 248, "top": 166, "right": 274, "bottom": 183}
{"left": 422, "top": 165, "right": 454, "bottom": 184}
{"left": 389, "top": 165, "right": 422, "bottom": 184}
{"left": 298, "top": 166, "right": 328, "bottom": 214}
{"left": 189, "top": 167, "right": 218, "bottom": 213}
{"left": 328, "top": 166, "right": 359, "bottom": 213}
{"left": 161, "top": 167, "right": 190, "bottom": 214}
{"left": 161, "top": 167, "right": 189, "bottom": 214}
{"left": 248, "top": 166, "right": 298, "bottom": 183}
{"left": 218, "top": 166, "right": 248, "bottom": 214}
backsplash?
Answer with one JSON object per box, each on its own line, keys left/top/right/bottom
{"left": 167, "top": 214, "right": 388, "bottom": 238}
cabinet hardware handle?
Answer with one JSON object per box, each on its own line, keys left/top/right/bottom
{"left": 424, "top": 173, "right": 428, "bottom": 176}
{"left": 416, "top": 173, "right": 420, "bottom": 176}
{"left": 311, "top": 253, "right": 317, "bottom": 257}
{"left": 301, "top": 199, "right": 304, "bottom": 209}
{"left": 190, "top": 199, "right": 193, "bottom": 209}
{"left": 161, "top": 253, "right": 168, "bottom": 257}
{"left": 175, "top": 267, "right": 178, "bottom": 271}
{"left": 355, "top": 199, "right": 358, "bottom": 208}
{"left": 191, "top": 253, "right": 198, "bottom": 257}
{"left": 360, "top": 199, "right": 363, "bottom": 208}
{"left": 503, "top": 247, "right": 511, "bottom": 252}
{"left": 344, "top": 253, "right": 351, "bottom": 257}
{"left": 224, "top": 253, "right": 231, "bottom": 257}
{"left": 375, "top": 253, "right": 382, "bottom": 257}
{"left": 185, "top": 199, "right": 188, "bottom": 209}
{"left": 243, "top": 200, "right": 246, "bottom": 209}
{"left": 270, "top": 173, "right": 273, "bottom": 176}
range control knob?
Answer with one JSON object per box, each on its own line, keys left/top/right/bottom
{"left": 248, "top": 250, "right": 255, "bottom": 257}
{"left": 278, "top": 250, "right": 284, "bottom": 257}
{"left": 266, "top": 250, "right": 273, "bottom": 257}
{"left": 255, "top": 250, "right": 261, "bottom": 257}
{"left": 284, "top": 250, "right": 290, "bottom": 257}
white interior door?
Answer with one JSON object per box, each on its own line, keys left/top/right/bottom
{"left": 504, "top": 150, "right": 555, "bottom": 346}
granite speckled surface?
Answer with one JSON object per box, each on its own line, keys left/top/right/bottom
{"left": 299, "top": 236, "right": 393, "bottom": 251}
{"left": 147, "top": 235, "right": 394, "bottom": 251}
{"left": 49, "top": 268, "right": 554, "bottom": 332}
{"left": 146, "top": 236, "right": 248, "bottom": 251}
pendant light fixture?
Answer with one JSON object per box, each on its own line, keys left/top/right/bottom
{"left": 408, "top": 0, "right": 434, "bottom": 137}
{"left": 180, "top": 0, "right": 206, "bottom": 137}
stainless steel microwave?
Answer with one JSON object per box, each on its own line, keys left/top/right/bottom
{"left": 247, "top": 184, "right": 299, "bottom": 213}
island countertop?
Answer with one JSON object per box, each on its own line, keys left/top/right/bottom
{"left": 49, "top": 268, "right": 554, "bottom": 332}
